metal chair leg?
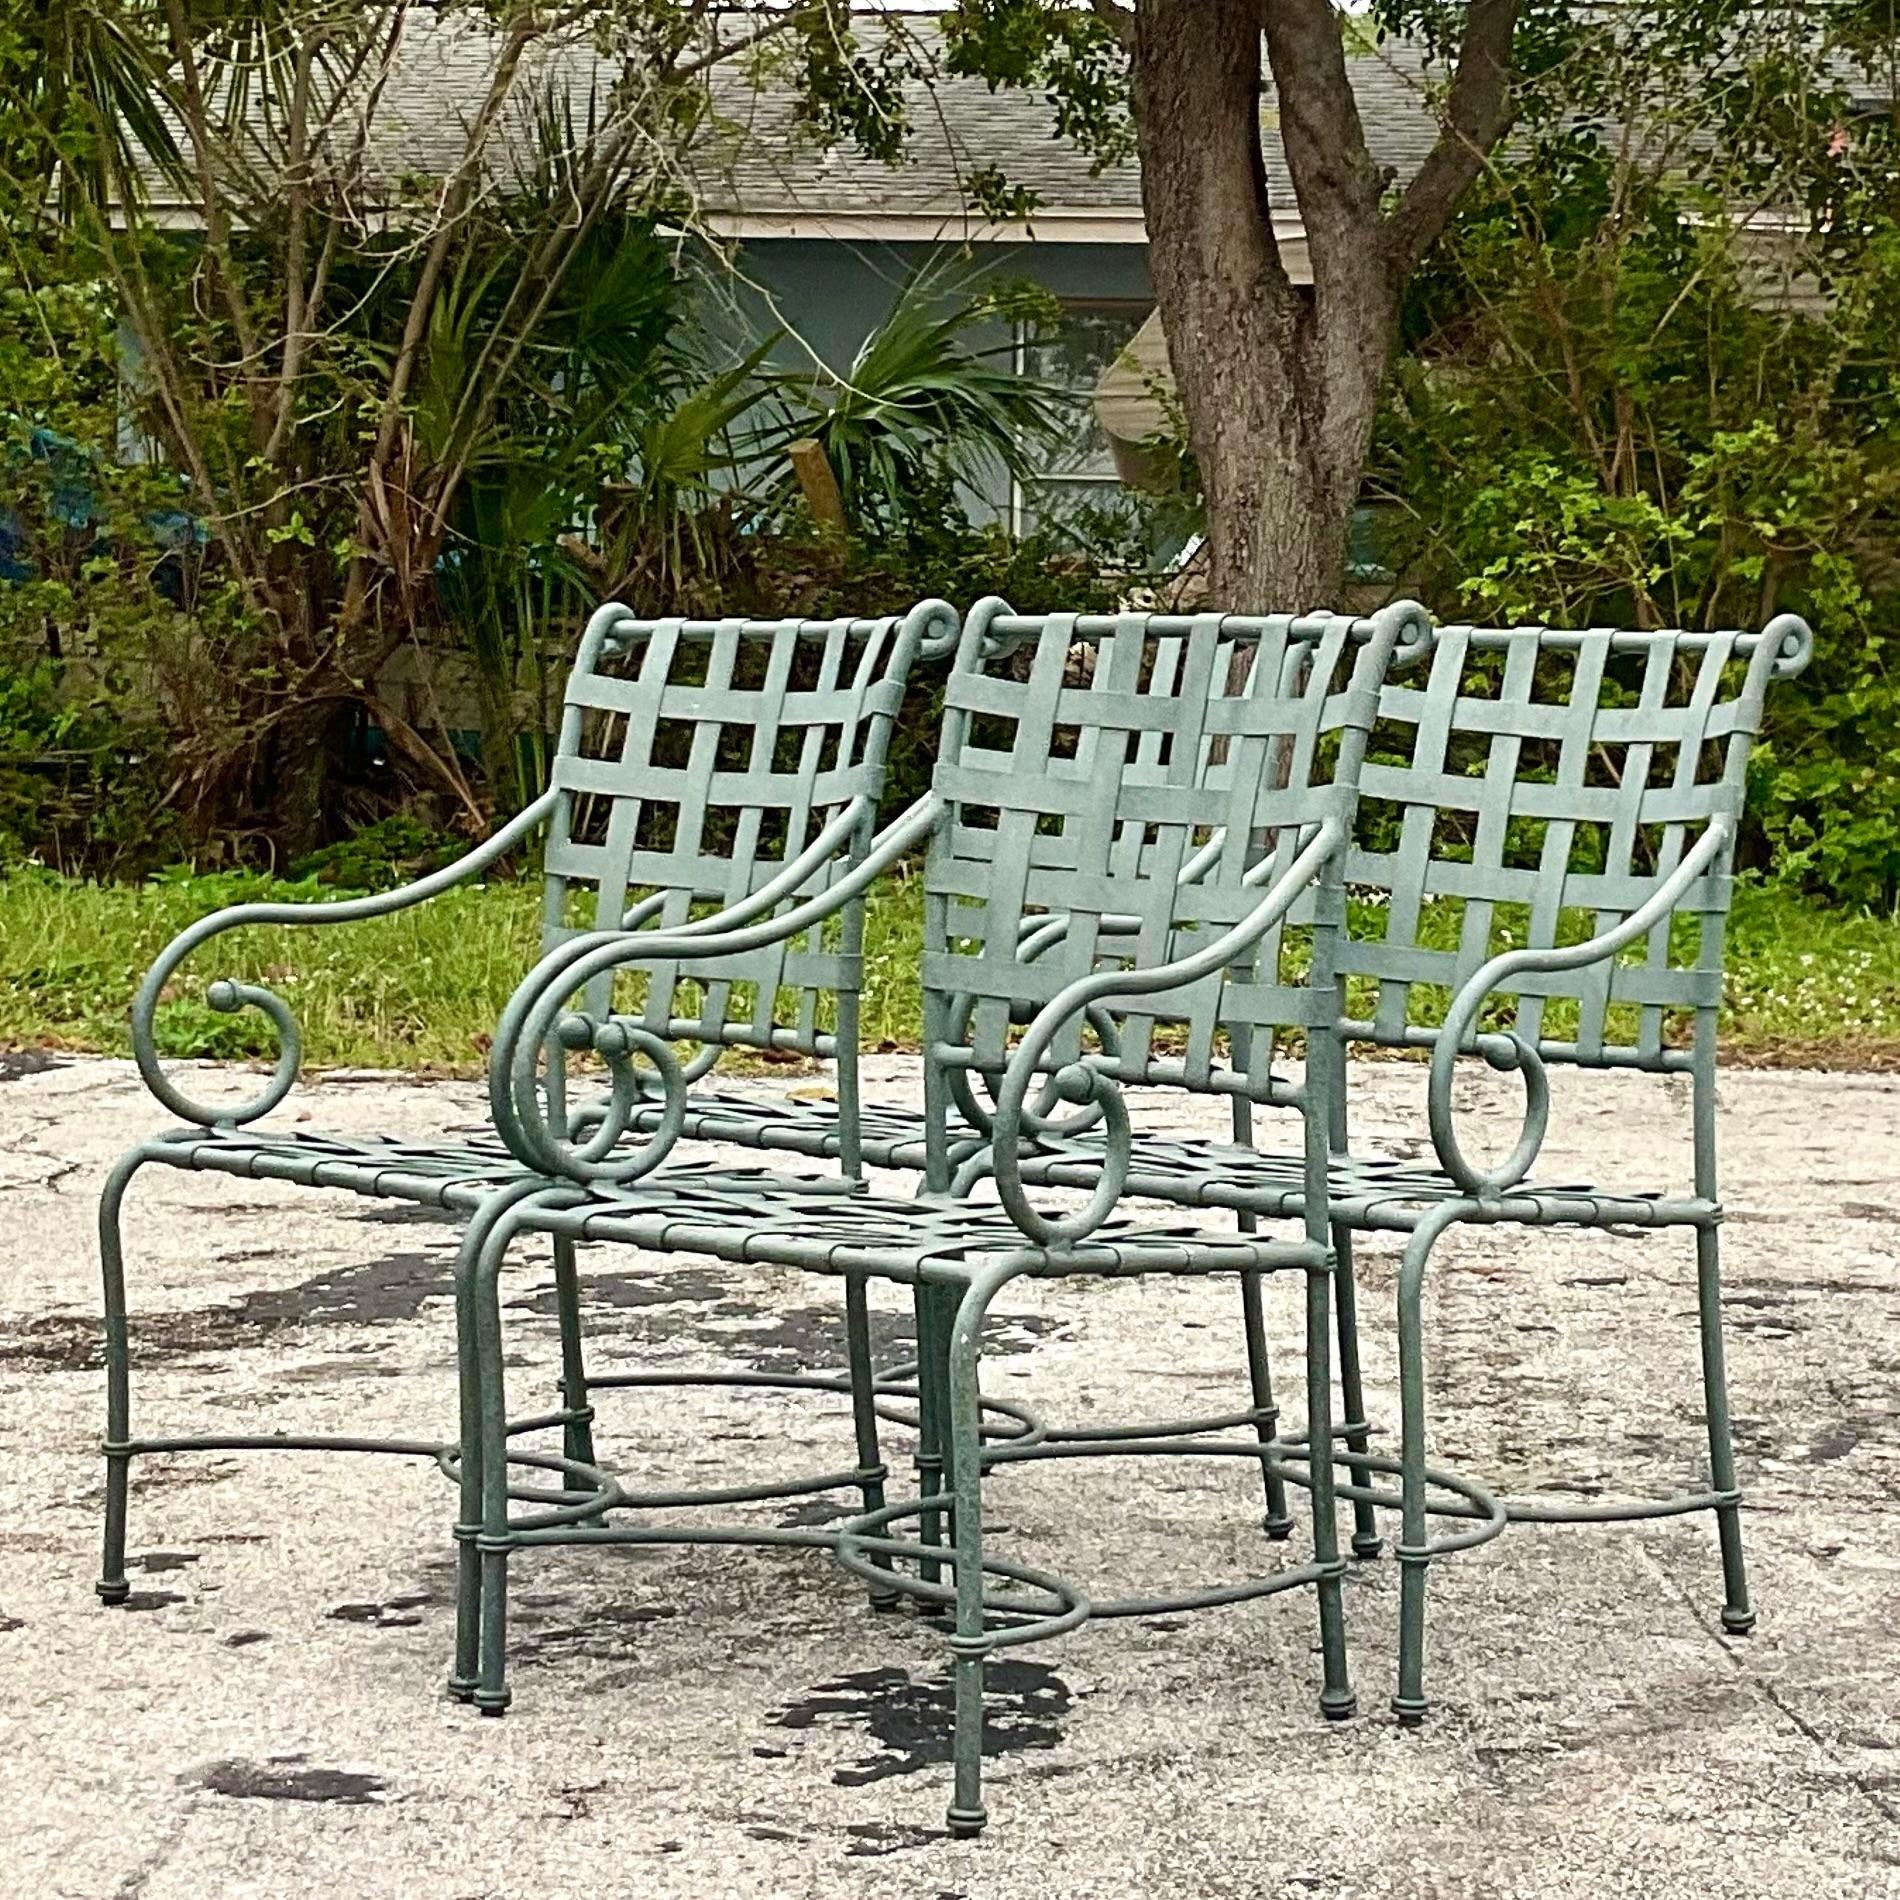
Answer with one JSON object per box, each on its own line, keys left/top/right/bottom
{"left": 1394, "top": 1207, "right": 1459, "bottom": 1723}
{"left": 550, "top": 1233, "right": 597, "bottom": 1476}
{"left": 473, "top": 1210, "right": 517, "bottom": 1716}
{"left": 453, "top": 1181, "right": 553, "bottom": 1704}
{"left": 944, "top": 1263, "right": 1021, "bottom": 1839}
{"left": 467, "top": 1188, "right": 566, "bottom": 1716}
{"left": 912, "top": 1281, "right": 948, "bottom": 1588}
{"left": 96, "top": 1149, "right": 149, "bottom": 1607}
{"left": 1695, "top": 1220, "right": 1755, "bottom": 1634}
{"left": 844, "top": 1271, "right": 899, "bottom": 1609}
{"left": 1239, "top": 1267, "right": 1295, "bottom": 1539}
{"left": 1332, "top": 1228, "right": 1383, "bottom": 1558}
{"left": 1304, "top": 1256, "right": 1355, "bottom": 1721}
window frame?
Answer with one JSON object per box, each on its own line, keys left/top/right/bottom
{"left": 1009, "top": 295, "right": 1155, "bottom": 539}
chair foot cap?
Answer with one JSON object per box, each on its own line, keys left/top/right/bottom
{"left": 474, "top": 1691, "right": 512, "bottom": 1716}
{"left": 96, "top": 1579, "right": 130, "bottom": 1606}
{"left": 1351, "top": 1535, "right": 1384, "bottom": 1561}
{"left": 1320, "top": 1690, "right": 1358, "bottom": 1722}
{"left": 446, "top": 1676, "right": 477, "bottom": 1704}
{"left": 946, "top": 1805, "right": 988, "bottom": 1839}
{"left": 1392, "top": 1696, "right": 1429, "bottom": 1727}
{"left": 1263, "top": 1517, "right": 1296, "bottom": 1542}
{"left": 1722, "top": 1608, "right": 1757, "bottom": 1636}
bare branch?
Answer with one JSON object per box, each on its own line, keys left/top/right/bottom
{"left": 1386, "top": 0, "right": 1522, "bottom": 272}
{"left": 674, "top": 4, "right": 815, "bottom": 80}
{"left": 264, "top": 27, "right": 323, "bottom": 465}
{"left": 159, "top": 0, "right": 261, "bottom": 371}
{"left": 362, "top": 20, "right": 540, "bottom": 480}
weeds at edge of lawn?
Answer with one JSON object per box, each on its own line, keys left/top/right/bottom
{"left": 0, "top": 862, "right": 1896, "bottom": 1075}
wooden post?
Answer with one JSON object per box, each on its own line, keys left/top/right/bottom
{"left": 788, "top": 438, "right": 848, "bottom": 534}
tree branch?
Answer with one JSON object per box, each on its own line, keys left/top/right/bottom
{"left": 158, "top": 0, "right": 260, "bottom": 373}
{"left": 673, "top": 4, "right": 817, "bottom": 80}
{"left": 1386, "top": 0, "right": 1522, "bottom": 272}
{"left": 1261, "top": 0, "right": 1385, "bottom": 254}
{"left": 264, "top": 28, "right": 323, "bottom": 466}
{"left": 364, "top": 20, "right": 541, "bottom": 478}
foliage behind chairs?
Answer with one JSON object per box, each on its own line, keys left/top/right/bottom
{"left": 1, "top": 1, "right": 1062, "bottom": 865}
{"left": 1372, "top": 1, "right": 1900, "bottom": 908}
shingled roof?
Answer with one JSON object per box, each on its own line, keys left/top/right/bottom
{"left": 688, "top": 19, "right": 1445, "bottom": 238}
{"left": 136, "top": 11, "right": 1448, "bottom": 245}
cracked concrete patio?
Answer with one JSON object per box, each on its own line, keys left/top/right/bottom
{"left": 1, "top": 1053, "right": 1897, "bottom": 1898}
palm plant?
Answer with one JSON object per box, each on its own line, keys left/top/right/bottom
{"left": 420, "top": 204, "right": 685, "bottom": 814}
{"left": 2, "top": 2, "right": 182, "bottom": 216}
{"left": 758, "top": 265, "right": 1069, "bottom": 532}
{"left": 596, "top": 339, "right": 778, "bottom": 599}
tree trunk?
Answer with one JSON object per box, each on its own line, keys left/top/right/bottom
{"left": 269, "top": 693, "right": 349, "bottom": 860}
{"left": 1131, "top": 0, "right": 1396, "bottom": 612}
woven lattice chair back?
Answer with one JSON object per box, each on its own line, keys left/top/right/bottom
{"left": 922, "top": 604, "right": 1410, "bottom": 1100}
{"left": 1339, "top": 619, "right": 1812, "bottom": 1070}
{"left": 540, "top": 603, "right": 948, "bottom": 1059}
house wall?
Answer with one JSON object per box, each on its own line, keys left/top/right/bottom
{"left": 719, "top": 236, "right": 1153, "bottom": 368}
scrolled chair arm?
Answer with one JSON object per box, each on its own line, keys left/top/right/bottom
{"left": 488, "top": 792, "right": 943, "bottom": 1186}
{"left": 1427, "top": 815, "right": 1736, "bottom": 1196}
{"left": 131, "top": 788, "right": 562, "bottom": 1129}
{"left": 986, "top": 816, "right": 1347, "bottom": 1247}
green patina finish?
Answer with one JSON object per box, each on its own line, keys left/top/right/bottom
{"left": 94, "top": 590, "right": 1810, "bottom": 1836}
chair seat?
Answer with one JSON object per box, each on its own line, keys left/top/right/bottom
{"left": 635, "top": 1087, "right": 1701, "bottom": 1229}
{"left": 144, "top": 1123, "right": 1318, "bottom": 1280}
{"left": 149, "top": 1086, "right": 1703, "bottom": 1244}
{"left": 624, "top": 1087, "right": 947, "bottom": 1168}
{"left": 557, "top": 1168, "right": 1319, "bottom": 1281}
{"left": 1021, "top": 1132, "right": 1702, "bottom": 1229}
{"left": 148, "top": 1123, "right": 538, "bottom": 1211}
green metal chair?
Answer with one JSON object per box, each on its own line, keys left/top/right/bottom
{"left": 459, "top": 600, "right": 1429, "bottom": 1833}
{"left": 964, "top": 610, "right": 1816, "bottom": 1718}
{"left": 95, "top": 600, "right": 956, "bottom": 1692}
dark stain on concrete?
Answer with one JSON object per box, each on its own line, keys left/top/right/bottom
{"left": 509, "top": 1261, "right": 1060, "bottom": 1373}
{"left": 131, "top": 1550, "right": 199, "bottom": 1574}
{"left": 187, "top": 1755, "right": 387, "bottom": 1805}
{"left": 229, "top": 1250, "right": 453, "bottom": 1328}
{"left": 0, "top": 1615, "right": 23, "bottom": 1632}
{"left": 121, "top": 1590, "right": 186, "bottom": 1612}
{"left": 1801, "top": 1428, "right": 1862, "bottom": 1464}
{"left": 510, "top": 1592, "right": 681, "bottom": 1670}
{"left": 328, "top": 1593, "right": 433, "bottom": 1629}
{"left": 1842, "top": 1202, "right": 1900, "bottom": 1224}
{"left": 842, "top": 1821, "right": 943, "bottom": 1857}
{"left": 0, "top": 1049, "right": 60, "bottom": 1083}
{"left": 509, "top": 1266, "right": 740, "bottom": 1318}
{"left": 0, "top": 1249, "right": 453, "bottom": 1370}
{"left": 1730, "top": 1275, "right": 1897, "bottom": 1300}
{"left": 355, "top": 1201, "right": 462, "bottom": 1228}
{"left": 224, "top": 1630, "right": 270, "bottom": 1648}
{"left": 768, "top": 1661, "right": 1072, "bottom": 1787}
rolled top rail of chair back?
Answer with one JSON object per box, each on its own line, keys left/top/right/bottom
{"left": 540, "top": 598, "right": 954, "bottom": 1053}
{"left": 966, "top": 603, "right": 1439, "bottom": 667}
{"left": 924, "top": 600, "right": 1430, "bottom": 1089}
{"left": 1337, "top": 613, "right": 1814, "bottom": 1071}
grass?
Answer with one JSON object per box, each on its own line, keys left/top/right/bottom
{"left": 0, "top": 861, "right": 1897, "bottom": 1074}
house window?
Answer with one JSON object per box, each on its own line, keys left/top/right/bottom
{"left": 1012, "top": 299, "right": 1152, "bottom": 537}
